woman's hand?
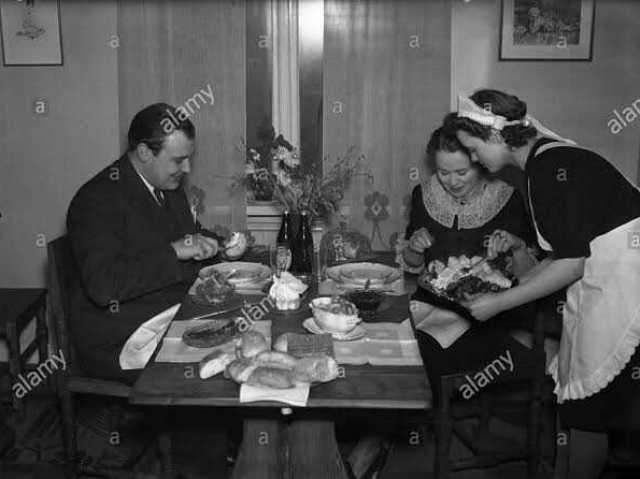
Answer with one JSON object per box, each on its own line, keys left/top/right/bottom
{"left": 462, "top": 292, "right": 508, "bottom": 322}
{"left": 408, "top": 227, "right": 434, "bottom": 254}
{"left": 486, "top": 230, "right": 525, "bottom": 259}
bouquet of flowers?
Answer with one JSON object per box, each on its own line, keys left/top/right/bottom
{"left": 236, "top": 124, "right": 371, "bottom": 221}
{"left": 237, "top": 124, "right": 298, "bottom": 201}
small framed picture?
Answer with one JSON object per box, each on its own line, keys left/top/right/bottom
{"left": 500, "top": 0, "right": 595, "bottom": 61}
{"left": 1, "top": 0, "right": 63, "bottom": 66}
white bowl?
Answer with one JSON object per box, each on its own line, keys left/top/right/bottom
{"left": 309, "top": 297, "right": 361, "bottom": 334}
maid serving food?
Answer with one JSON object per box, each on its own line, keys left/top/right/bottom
{"left": 444, "top": 89, "right": 640, "bottom": 479}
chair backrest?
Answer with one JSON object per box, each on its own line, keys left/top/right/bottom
{"left": 47, "top": 235, "right": 81, "bottom": 375}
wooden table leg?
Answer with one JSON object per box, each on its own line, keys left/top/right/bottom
{"left": 287, "top": 418, "right": 349, "bottom": 479}
{"left": 230, "top": 416, "right": 349, "bottom": 479}
{"left": 231, "top": 419, "right": 285, "bottom": 479}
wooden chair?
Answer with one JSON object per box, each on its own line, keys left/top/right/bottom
{"left": 0, "top": 288, "right": 48, "bottom": 413}
{"left": 47, "top": 236, "right": 171, "bottom": 479}
{"left": 432, "top": 299, "right": 557, "bottom": 479}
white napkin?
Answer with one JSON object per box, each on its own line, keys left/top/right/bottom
{"left": 119, "top": 304, "right": 180, "bottom": 370}
{"left": 409, "top": 300, "right": 470, "bottom": 349}
{"left": 239, "top": 383, "right": 310, "bottom": 407}
{"left": 332, "top": 319, "right": 424, "bottom": 366}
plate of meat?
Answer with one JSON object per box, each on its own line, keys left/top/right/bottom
{"left": 415, "top": 255, "right": 515, "bottom": 321}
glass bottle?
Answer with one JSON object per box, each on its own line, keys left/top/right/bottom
{"left": 292, "top": 211, "right": 313, "bottom": 275}
{"left": 275, "top": 210, "right": 293, "bottom": 275}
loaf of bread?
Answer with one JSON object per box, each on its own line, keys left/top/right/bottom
{"left": 246, "top": 366, "right": 294, "bottom": 389}
{"left": 199, "top": 350, "right": 235, "bottom": 379}
{"left": 273, "top": 332, "right": 334, "bottom": 358}
{"left": 225, "top": 346, "right": 339, "bottom": 389}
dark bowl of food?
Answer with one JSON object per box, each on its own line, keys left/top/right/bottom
{"left": 346, "top": 290, "right": 385, "bottom": 319}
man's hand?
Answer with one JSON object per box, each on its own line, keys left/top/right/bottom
{"left": 171, "top": 234, "right": 219, "bottom": 261}
{"left": 408, "top": 227, "right": 434, "bottom": 254}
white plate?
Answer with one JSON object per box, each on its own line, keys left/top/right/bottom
{"left": 302, "top": 318, "right": 366, "bottom": 341}
{"left": 199, "top": 262, "right": 272, "bottom": 290}
{"left": 326, "top": 262, "right": 401, "bottom": 287}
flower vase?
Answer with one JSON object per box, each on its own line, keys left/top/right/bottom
{"left": 252, "top": 178, "right": 274, "bottom": 201}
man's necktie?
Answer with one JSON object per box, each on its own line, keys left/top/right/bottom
{"left": 153, "top": 189, "right": 166, "bottom": 208}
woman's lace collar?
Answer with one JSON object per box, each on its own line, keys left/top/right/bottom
{"left": 421, "top": 175, "right": 514, "bottom": 229}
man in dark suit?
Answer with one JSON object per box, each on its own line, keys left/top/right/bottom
{"left": 67, "top": 103, "right": 220, "bottom": 384}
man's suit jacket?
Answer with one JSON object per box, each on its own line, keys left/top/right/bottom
{"left": 66, "top": 155, "right": 212, "bottom": 380}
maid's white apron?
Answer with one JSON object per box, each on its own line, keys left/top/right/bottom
{"left": 529, "top": 142, "right": 640, "bottom": 403}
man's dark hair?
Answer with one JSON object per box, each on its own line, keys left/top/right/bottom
{"left": 127, "top": 103, "right": 195, "bottom": 155}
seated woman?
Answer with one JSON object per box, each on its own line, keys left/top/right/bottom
{"left": 402, "top": 126, "right": 541, "bottom": 402}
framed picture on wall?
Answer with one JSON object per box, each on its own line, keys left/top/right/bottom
{"left": 500, "top": 0, "right": 594, "bottom": 61}
{"left": 0, "top": 0, "right": 63, "bottom": 66}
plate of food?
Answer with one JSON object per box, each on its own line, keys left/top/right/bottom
{"left": 326, "top": 262, "right": 401, "bottom": 290}
{"left": 416, "top": 255, "right": 515, "bottom": 321}
{"left": 188, "top": 268, "right": 245, "bottom": 308}
{"left": 198, "top": 262, "right": 272, "bottom": 291}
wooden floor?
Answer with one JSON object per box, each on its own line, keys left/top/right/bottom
{"left": 1, "top": 395, "right": 639, "bottom": 479}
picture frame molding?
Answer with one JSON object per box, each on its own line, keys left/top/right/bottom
{"left": 499, "top": 0, "right": 595, "bottom": 62}
{"left": 0, "top": 0, "right": 64, "bottom": 67}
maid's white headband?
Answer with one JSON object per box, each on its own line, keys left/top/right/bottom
{"left": 456, "top": 95, "right": 576, "bottom": 145}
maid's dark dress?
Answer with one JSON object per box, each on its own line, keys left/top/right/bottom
{"left": 526, "top": 138, "right": 640, "bottom": 431}
{"left": 405, "top": 176, "right": 537, "bottom": 402}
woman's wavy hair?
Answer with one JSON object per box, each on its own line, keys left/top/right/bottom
{"left": 443, "top": 89, "right": 538, "bottom": 148}
{"left": 425, "top": 124, "right": 488, "bottom": 175}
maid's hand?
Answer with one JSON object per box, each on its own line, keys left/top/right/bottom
{"left": 461, "top": 292, "right": 507, "bottom": 322}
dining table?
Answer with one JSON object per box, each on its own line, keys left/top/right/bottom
{"left": 129, "top": 250, "right": 432, "bottom": 479}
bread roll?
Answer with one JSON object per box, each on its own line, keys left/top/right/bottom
{"left": 227, "top": 359, "right": 257, "bottom": 383}
{"left": 292, "top": 355, "right": 339, "bottom": 384}
{"left": 254, "top": 350, "right": 298, "bottom": 369}
{"left": 239, "top": 331, "right": 269, "bottom": 358}
{"left": 246, "top": 366, "right": 294, "bottom": 389}
{"left": 199, "top": 350, "right": 235, "bottom": 379}
{"left": 273, "top": 333, "right": 289, "bottom": 353}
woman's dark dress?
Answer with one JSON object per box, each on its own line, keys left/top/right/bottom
{"left": 527, "top": 138, "right": 640, "bottom": 431}
{"left": 406, "top": 178, "right": 537, "bottom": 403}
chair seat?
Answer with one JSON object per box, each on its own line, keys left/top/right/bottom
{"left": 67, "top": 376, "right": 131, "bottom": 398}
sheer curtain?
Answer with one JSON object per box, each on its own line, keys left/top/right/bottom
{"left": 323, "top": 0, "right": 451, "bottom": 249}
{"left": 117, "top": 0, "right": 246, "bottom": 230}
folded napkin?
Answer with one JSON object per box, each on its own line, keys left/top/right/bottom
{"left": 409, "top": 300, "right": 470, "bottom": 349}
{"left": 239, "top": 383, "right": 310, "bottom": 407}
{"left": 332, "top": 319, "right": 423, "bottom": 366}
{"left": 119, "top": 303, "right": 180, "bottom": 370}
